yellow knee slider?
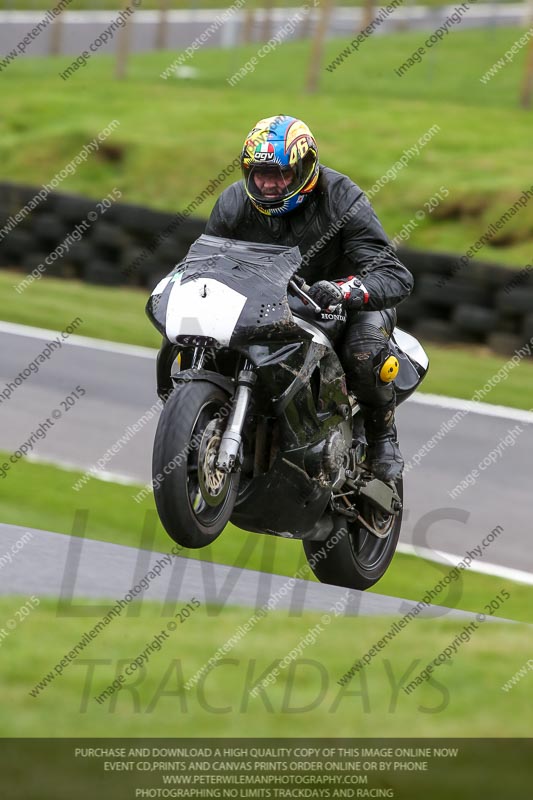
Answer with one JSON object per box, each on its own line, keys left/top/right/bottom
{"left": 379, "top": 355, "right": 399, "bottom": 384}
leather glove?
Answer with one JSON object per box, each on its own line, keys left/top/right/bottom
{"left": 308, "top": 277, "right": 370, "bottom": 311}
{"left": 307, "top": 280, "right": 345, "bottom": 310}
{"left": 335, "top": 275, "right": 370, "bottom": 311}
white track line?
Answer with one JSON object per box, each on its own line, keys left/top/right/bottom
{"left": 25, "top": 454, "right": 143, "bottom": 487}
{"left": 409, "top": 392, "right": 533, "bottom": 424}
{"left": 397, "top": 543, "right": 533, "bottom": 586}
{"left": 0, "top": 320, "right": 157, "bottom": 359}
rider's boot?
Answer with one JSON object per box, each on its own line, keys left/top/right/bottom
{"left": 359, "top": 397, "right": 404, "bottom": 482}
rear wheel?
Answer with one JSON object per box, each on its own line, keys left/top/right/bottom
{"left": 303, "top": 480, "right": 403, "bottom": 590}
{"left": 152, "top": 380, "right": 240, "bottom": 549}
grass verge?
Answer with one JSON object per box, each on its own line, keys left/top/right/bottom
{"left": 0, "top": 597, "right": 530, "bottom": 737}
{"left": 1, "top": 28, "right": 532, "bottom": 264}
{"left": 1, "top": 453, "right": 532, "bottom": 623}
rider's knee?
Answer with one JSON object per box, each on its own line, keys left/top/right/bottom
{"left": 341, "top": 323, "right": 390, "bottom": 382}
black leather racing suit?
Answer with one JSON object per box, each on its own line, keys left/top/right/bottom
{"left": 204, "top": 165, "right": 414, "bottom": 413}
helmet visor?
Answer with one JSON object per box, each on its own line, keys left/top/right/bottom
{"left": 243, "top": 150, "right": 316, "bottom": 207}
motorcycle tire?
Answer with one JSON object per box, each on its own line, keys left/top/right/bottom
{"left": 153, "top": 379, "right": 240, "bottom": 549}
{"left": 303, "top": 479, "right": 403, "bottom": 591}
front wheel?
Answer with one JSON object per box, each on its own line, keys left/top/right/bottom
{"left": 152, "top": 380, "right": 240, "bottom": 549}
{"left": 303, "top": 480, "right": 403, "bottom": 590}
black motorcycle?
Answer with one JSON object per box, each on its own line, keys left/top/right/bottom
{"left": 146, "top": 234, "right": 428, "bottom": 590}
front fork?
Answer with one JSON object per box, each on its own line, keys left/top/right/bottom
{"left": 216, "top": 361, "right": 256, "bottom": 472}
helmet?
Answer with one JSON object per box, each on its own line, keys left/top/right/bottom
{"left": 240, "top": 115, "right": 319, "bottom": 216}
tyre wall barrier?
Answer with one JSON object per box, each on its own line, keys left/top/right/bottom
{"left": 0, "top": 182, "right": 531, "bottom": 355}
{"left": 0, "top": 182, "right": 206, "bottom": 292}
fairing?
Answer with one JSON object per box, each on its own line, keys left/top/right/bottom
{"left": 146, "top": 234, "right": 345, "bottom": 350}
{"left": 146, "top": 235, "right": 305, "bottom": 347}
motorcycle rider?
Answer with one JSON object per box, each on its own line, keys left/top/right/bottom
{"left": 203, "top": 115, "right": 414, "bottom": 482}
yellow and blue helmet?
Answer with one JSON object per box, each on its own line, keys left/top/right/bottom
{"left": 240, "top": 115, "right": 319, "bottom": 216}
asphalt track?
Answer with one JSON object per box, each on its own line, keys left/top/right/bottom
{"left": 0, "top": 322, "right": 532, "bottom": 582}
{"left": 0, "top": 522, "right": 511, "bottom": 622}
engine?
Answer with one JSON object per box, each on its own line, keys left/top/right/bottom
{"left": 305, "top": 427, "right": 349, "bottom": 489}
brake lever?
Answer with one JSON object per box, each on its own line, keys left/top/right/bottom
{"left": 288, "top": 278, "right": 322, "bottom": 313}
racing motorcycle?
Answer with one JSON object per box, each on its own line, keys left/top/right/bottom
{"left": 146, "top": 234, "right": 429, "bottom": 590}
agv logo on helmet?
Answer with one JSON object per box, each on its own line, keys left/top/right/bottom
{"left": 253, "top": 142, "right": 275, "bottom": 163}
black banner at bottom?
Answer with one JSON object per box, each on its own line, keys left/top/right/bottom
{"left": 1, "top": 738, "right": 532, "bottom": 799}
